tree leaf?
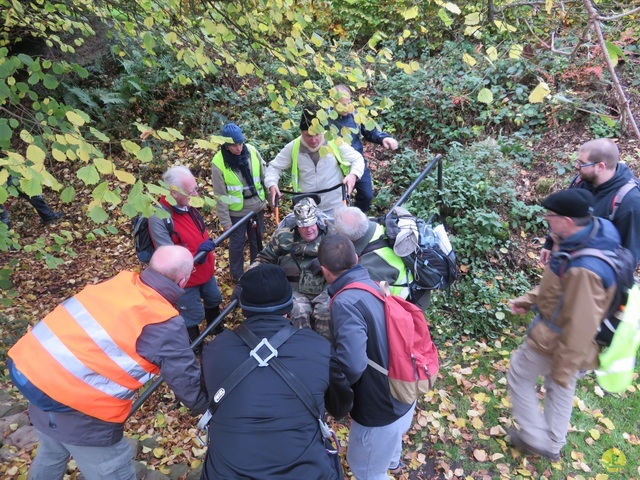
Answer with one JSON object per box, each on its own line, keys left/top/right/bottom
{"left": 66, "top": 110, "right": 86, "bottom": 126}
{"left": 136, "top": 146, "right": 153, "bottom": 163}
{"left": 463, "top": 53, "right": 476, "bottom": 67}
{"left": 509, "top": 44, "right": 523, "bottom": 59}
{"left": 60, "top": 186, "right": 76, "bottom": 203}
{"left": 77, "top": 165, "right": 100, "bottom": 185}
{"left": 529, "top": 82, "right": 550, "bottom": 103}
{"left": 465, "top": 12, "right": 480, "bottom": 25}
{"left": 114, "top": 169, "right": 137, "bottom": 184}
{"left": 477, "top": 88, "right": 493, "bottom": 104}
{"left": 26, "top": 144, "right": 46, "bottom": 163}
{"left": 88, "top": 205, "right": 108, "bottom": 223}
{"left": 404, "top": 6, "right": 419, "bottom": 20}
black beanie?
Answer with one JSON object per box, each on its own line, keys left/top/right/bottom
{"left": 239, "top": 265, "right": 294, "bottom": 316}
{"left": 542, "top": 189, "right": 595, "bottom": 217}
{"left": 299, "top": 105, "right": 319, "bottom": 131}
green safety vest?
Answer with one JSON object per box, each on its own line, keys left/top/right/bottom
{"left": 212, "top": 144, "right": 266, "bottom": 211}
{"left": 290, "top": 138, "right": 350, "bottom": 191}
{"left": 368, "top": 223, "right": 413, "bottom": 298}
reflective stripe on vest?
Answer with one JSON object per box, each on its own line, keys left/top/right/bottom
{"left": 290, "top": 137, "right": 350, "bottom": 191}
{"left": 211, "top": 145, "right": 265, "bottom": 211}
{"left": 369, "top": 224, "right": 413, "bottom": 298}
{"left": 8, "top": 271, "right": 177, "bottom": 423}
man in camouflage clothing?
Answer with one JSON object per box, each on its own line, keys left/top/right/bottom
{"left": 250, "top": 195, "right": 331, "bottom": 334}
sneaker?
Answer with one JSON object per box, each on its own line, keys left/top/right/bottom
{"left": 42, "top": 212, "right": 63, "bottom": 226}
{"left": 388, "top": 460, "right": 406, "bottom": 475}
{"left": 507, "top": 428, "right": 560, "bottom": 462}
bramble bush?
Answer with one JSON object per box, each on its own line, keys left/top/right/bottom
{"left": 381, "top": 138, "right": 545, "bottom": 339}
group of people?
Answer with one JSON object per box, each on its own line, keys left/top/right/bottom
{"left": 7, "top": 88, "right": 640, "bottom": 480}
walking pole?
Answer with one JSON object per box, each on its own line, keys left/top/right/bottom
{"left": 274, "top": 195, "right": 280, "bottom": 225}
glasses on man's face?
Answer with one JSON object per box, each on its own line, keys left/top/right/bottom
{"left": 174, "top": 185, "right": 198, "bottom": 196}
{"left": 576, "top": 161, "right": 598, "bottom": 169}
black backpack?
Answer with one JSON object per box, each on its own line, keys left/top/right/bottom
{"left": 364, "top": 208, "right": 457, "bottom": 297}
{"left": 132, "top": 205, "right": 173, "bottom": 263}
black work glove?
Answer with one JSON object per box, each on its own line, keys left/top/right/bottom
{"left": 197, "top": 239, "right": 215, "bottom": 254}
{"left": 195, "top": 239, "right": 215, "bottom": 264}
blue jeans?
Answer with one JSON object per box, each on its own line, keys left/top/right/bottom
{"left": 347, "top": 402, "right": 416, "bottom": 480}
{"left": 229, "top": 210, "right": 265, "bottom": 281}
{"left": 29, "top": 432, "right": 135, "bottom": 480}
{"left": 353, "top": 165, "right": 374, "bottom": 213}
{"left": 177, "top": 276, "right": 222, "bottom": 328}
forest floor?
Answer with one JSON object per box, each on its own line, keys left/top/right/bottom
{"left": 1, "top": 122, "right": 639, "bottom": 479}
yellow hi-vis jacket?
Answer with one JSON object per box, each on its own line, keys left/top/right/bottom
{"left": 290, "top": 138, "right": 349, "bottom": 191}
{"left": 211, "top": 144, "right": 266, "bottom": 211}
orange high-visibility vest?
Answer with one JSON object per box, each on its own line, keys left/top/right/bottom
{"left": 8, "top": 271, "right": 178, "bottom": 423}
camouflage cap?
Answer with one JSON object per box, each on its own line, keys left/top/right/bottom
{"left": 294, "top": 197, "right": 319, "bottom": 228}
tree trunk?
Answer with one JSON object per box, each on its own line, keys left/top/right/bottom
{"left": 582, "top": 0, "right": 640, "bottom": 140}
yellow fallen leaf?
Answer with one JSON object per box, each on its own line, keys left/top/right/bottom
{"left": 471, "top": 417, "right": 484, "bottom": 429}
{"left": 590, "top": 429, "right": 601, "bottom": 440}
{"left": 600, "top": 417, "right": 615, "bottom": 430}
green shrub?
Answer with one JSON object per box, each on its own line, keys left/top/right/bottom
{"left": 382, "top": 138, "right": 545, "bottom": 339}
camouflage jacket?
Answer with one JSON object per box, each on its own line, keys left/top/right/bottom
{"left": 253, "top": 226, "right": 327, "bottom": 292}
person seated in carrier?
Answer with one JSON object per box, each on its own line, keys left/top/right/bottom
{"left": 249, "top": 195, "right": 331, "bottom": 332}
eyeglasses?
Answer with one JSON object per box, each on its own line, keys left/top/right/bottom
{"left": 172, "top": 185, "right": 199, "bottom": 196}
{"left": 576, "top": 161, "right": 598, "bottom": 169}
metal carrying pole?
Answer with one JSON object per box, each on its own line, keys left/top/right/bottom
{"left": 391, "top": 153, "right": 442, "bottom": 211}
{"left": 192, "top": 210, "right": 258, "bottom": 264}
{"left": 127, "top": 300, "right": 238, "bottom": 420}
{"left": 128, "top": 210, "right": 259, "bottom": 419}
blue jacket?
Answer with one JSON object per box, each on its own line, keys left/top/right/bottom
{"left": 200, "top": 315, "right": 352, "bottom": 479}
{"left": 328, "top": 265, "right": 413, "bottom": 426}
{"left": 329, "top": 112, "right": 391, "bottom": 157}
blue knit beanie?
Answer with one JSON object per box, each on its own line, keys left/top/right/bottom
{"left": 221, "top": 124, "right": 245, "bottom": 144}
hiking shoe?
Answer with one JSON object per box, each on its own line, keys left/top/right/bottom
{"left": 42, "top": 212, "right": 63, "bottom": 226}
{"left": 389, "top": 460, "right": 406, "bottom": 475}
{"left": 507, "top": 428, "right": 560, "bottom": 462}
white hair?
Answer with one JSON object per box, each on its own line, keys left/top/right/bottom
{"left": 333, "top": 206, "right": 369, "bottom": 241}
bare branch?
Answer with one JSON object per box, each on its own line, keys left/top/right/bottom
{"left": 582, "top": 0, "right": 640, "bottom": 139}
{"left": 523, "top": 19, "right": 573, "bottom": 56}
{"left": 598, "top": 6, "right": 640, "bottom": 22}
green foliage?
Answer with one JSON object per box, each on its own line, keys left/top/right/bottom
{"left": 378, "top": 43, "right": 549, "bottom": 150}
{"left": 389, "top": 138, "right": 545, "bottom": 338}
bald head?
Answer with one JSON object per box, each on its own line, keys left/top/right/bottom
{"left": 579, "top": 139, "right": 619, "bottom": 170}
{"left": 149, "top": 245, "right": 194, "bottom": 285}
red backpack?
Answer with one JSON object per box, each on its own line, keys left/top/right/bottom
{"left": 333, "top": 281, "right": 439, "bottom": 404}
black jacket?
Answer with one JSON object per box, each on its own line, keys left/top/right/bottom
{"left": 548, "top": 163, "right": 640, "bottom": 264}
{"left": 200, "top": 315, "right": 352, "bottom": 480}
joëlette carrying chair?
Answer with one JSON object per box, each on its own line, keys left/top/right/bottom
{"left": 197, "top": 323, "right": 342, "bottom": 471}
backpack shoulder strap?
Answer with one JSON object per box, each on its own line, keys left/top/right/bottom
{"left": 609, "top": 179, "right": 639, "bottom": 221}
{"left": 206, "top": 323, "right": 297, "bottom": 415}
{"left": 569, "top": 248, "right": 617, "bottom": 271}
{"left": 235, "top": 324, "right": 328, "bottom": 429}
{"left": 360, "top": 238, "right": 390, "bottom": 256}
{"left": 332, "top": 281, "right": 385, "bottom": 302}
